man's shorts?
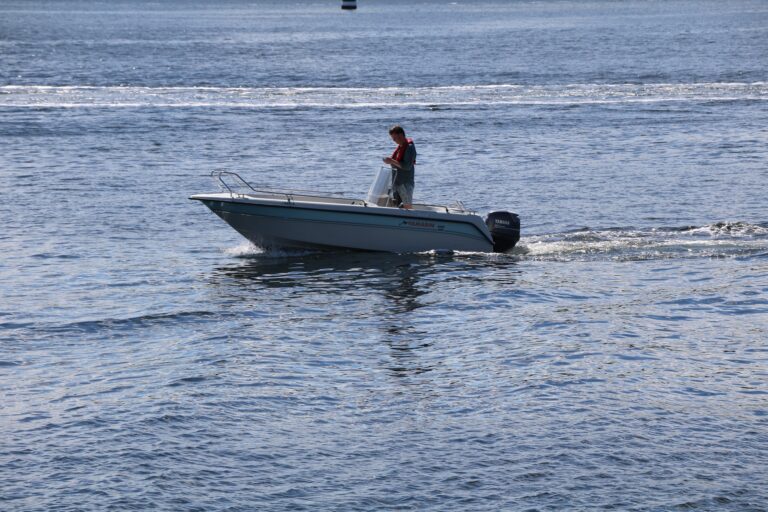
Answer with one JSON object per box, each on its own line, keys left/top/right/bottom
{"left": 393, "top": 183, "right": 414, "bottom": 206}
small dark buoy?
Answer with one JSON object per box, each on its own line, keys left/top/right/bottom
{"left": 341, "top": 0, "right": 357, "bottom": 10}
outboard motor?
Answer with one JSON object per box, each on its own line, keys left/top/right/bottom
{"left": 485, "top": 211, "right": 520, "bottom": 253}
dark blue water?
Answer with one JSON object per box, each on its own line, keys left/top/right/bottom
{"left": 2, "top": 1, "right": 768, "bottom": 510}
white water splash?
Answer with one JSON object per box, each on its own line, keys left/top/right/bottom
{"left": 223, "top": 241, "right": 264, "bottom": 258}
{"left": 223, "top": 241, "right": 323, "bottom": 259}
{"left": 681, "top": 221, "right": 768, "bottom": 237}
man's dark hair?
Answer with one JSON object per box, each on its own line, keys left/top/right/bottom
{"left": 388, "top": 125, "right": 405, "bottom": 136}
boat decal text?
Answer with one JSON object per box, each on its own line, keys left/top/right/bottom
{"left": 401, "top": 220, "right": 445, "bottom": 231}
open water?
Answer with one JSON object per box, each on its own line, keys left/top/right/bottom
{"left": 1, "top": 1, "right": 768, "bottom": 510}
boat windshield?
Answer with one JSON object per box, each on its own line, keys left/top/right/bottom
{"left": 366, "top": 167, "right": 393, "bottom": 207}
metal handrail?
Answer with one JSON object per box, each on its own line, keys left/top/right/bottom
{"left": 211, "top": 170, "right": 296, "bottom": 203}
{"left": 209, "top": 169, "right": 474, "bottom": 213}
{"left": 210, "top": 170, "right": 355, "bottom": 202}
{"left": 211, "top": 170, "right": 256, "bottom": 195}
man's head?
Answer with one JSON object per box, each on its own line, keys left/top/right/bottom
{"left": 389, "top": 125, "right": 407, "bottom": 145}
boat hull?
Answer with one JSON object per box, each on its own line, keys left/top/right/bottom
{"left": 192, "top": 194, "right": 495, "bottom": 253}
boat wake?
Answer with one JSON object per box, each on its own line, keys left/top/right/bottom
{"left": 517, "top": 221, "right": 768, "bottom": 262}
{"left": 2, "top": 82, "right": 766, "bottom": 109}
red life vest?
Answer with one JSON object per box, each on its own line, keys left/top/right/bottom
{"left": 391, "top": 138, "right": 414, "bottom": 163}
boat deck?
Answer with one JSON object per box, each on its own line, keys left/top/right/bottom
{"left": 225, "top": 190, "right": 472, "bottom": 215}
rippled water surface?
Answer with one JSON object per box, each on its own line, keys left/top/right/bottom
{"left": 2, "top": 1, "right": 768, "bottom": 510}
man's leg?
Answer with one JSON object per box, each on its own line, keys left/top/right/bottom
{"left": 400, "top": 183, "right": 413, "bottom": 210}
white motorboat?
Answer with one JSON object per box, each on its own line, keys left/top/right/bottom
{"left": 190, "top": 170, "right": 520, "bottom": 253}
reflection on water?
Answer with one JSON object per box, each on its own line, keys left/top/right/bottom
{"left": 210, "top": 250, "right": 519, "bottom": 293}
{"left": 382, "top": 261, "right": 430, "bottom": 378}
{"left": 209, "top": 250, "right": 521, "bottom": 379}
{"left": 384, "top": 261, "right": 427, "bottom": 314}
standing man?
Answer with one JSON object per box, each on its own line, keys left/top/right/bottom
{"left": 382, "top": 125, "right": 416, "bottom": 209}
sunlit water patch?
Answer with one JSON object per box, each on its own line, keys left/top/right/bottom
{"left": 2, "top": 82, "right": 767, "bottom": 109}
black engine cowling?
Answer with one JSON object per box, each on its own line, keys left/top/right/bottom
{"left": 485, "top": 211, "right": 520, "bottom": 253}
